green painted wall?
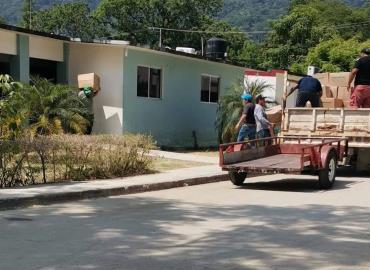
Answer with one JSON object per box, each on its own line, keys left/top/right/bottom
{"left": 10, "top": 34, "right": 29, "bottom": 82}
{"left": 57, "top": 43, "right": 69, "bottom": 84}
{"left": 123, "top": 48, "right": 245, "bottom": 147}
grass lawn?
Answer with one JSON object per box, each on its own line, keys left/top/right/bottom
{"left": 152, "top": 158, "right": 207, "bottom": 172}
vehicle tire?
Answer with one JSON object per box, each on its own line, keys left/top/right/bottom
{"left": 318, "top": 150, "right": 338, "bottom": 189}
{"left": 229, "top": 171, "right": 247, "bottom": 186}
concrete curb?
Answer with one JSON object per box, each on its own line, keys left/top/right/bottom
{"left": 0, "top": 174, "right": 228, "bottom": 211}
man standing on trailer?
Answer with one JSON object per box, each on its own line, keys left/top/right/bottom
{"left": 235, "top": 93, "right": 256, "bottom": 143}
{"left": 254, "top": 95, "right": 274, "bottom": 143}
{"left": 348, "top": 48, "right": 370, "bottom": 108}
{"left": 284, "top": 75, "right": 323, "bottom": 107}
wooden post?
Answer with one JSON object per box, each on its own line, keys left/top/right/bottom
{"left": 311, "top": 109, "right": 317, "bottom": 132}
{"left": 340, "top": 108, "right": 345, "bottom": 132}
{"left": 281, "top": 71, "right": 289, "bottom": 131}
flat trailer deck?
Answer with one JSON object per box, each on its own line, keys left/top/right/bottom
{"left": 220, "top": 136, "right": 348, "bottom": 189}
{"left": 223, "top": 154, "right": 306, "bottom": 174}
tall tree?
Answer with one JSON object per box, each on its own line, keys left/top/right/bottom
{"left": 95, "top": 0, "right": 224, "bottom": 47}
{"left": 263, "top": 5, "right": 336, "bottom": 70}
{"left": 31, "top": 2, "right": 103, "bottom": 40}
{"left": 261, "top": 0, "right": 370, "bottom": 70}
{"left": 20, "top": 0, "right": 35, "bottom": 29}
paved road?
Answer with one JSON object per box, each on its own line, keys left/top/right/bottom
{"left": 1, "top": 174, "right": 370, "bottom": 270}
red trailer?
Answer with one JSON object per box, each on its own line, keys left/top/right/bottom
{"left": 219, "top": 136, "right": 348, "bottom": 189}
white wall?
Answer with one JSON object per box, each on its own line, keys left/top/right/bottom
{"left": 68, "top": 43, "right": 124, "bottom": 135}
{"left": 245, "top": 75, "right": 277, "bottom": 102}
{"left": 0, "top": 29, "right": 17, "bottom": 55}
{"left": 29, "top": 36, "right": 64, "bottom": 61}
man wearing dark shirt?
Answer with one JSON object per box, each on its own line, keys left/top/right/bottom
{"left": 285, "top": 76, "right": 323, "bottom": 107}
{"left": 235, "top": 93, "right": 256, "bottom": 143}
{"left": 348, "top": 48, "right": 370, "bottom": 108}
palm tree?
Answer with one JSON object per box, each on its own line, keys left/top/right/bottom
{"left": 26, "top": 77, "right": 92, "bottom": 135}
{"left": 216, "top": 79, "right": 272, "bottom": 143}
{"left": 0, "top": 76, "right": 92, "bottom": 138}
{"left": 0, "top": 75, "right": 27, "bottom": 139}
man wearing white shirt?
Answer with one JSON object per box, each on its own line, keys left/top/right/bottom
{"left": 254, "top": 95, "right": 274, "bottom": 144}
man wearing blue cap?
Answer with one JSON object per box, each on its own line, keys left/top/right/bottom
{"left": 235, "top": 93, "right": 256, "bottom": 143}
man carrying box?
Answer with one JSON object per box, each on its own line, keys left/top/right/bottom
{"left": 284, "top": 76, "right": 323, "bottom": 107}
{"left": 348, "top": 48, "right": 370, "bottom": 108}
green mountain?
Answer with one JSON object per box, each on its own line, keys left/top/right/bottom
{"left": 219, "top": 0, "right": 370, "bottom": 32}
{"left": 0, "top": 0, "right": 100, "bottom": 24}
{"left": 0, "top": 0, "right": 369, "bottom": 31}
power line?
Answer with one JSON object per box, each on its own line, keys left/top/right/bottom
{"left": 148, "top": 27, "right": 271, "bottom": 35}
{"left": 149, "top": 19, "right": 370, "bottom": 36}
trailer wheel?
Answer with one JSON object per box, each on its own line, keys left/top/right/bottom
{"left": 229, "top": 171, "right": 247, "bottom": 186}
{"left": 318, "top": 150, "right": 338, "bottom": 189}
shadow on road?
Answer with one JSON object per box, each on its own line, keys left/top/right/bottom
{"left": 239, "top": 178, "right": 358, "bottom": 192}
{"left": 1, "top": 182, "right": 370, "bottom": 269}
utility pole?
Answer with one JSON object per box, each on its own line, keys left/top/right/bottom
{"left": 159, "top": 28, "right": 162, "bottom": 48}
{"left": 201, "top": 37, "right": 204, "bottom": 56}
{"left": 29, "top": 0, "right": 32, "bottom": 29}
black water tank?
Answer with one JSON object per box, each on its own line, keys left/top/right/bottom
{"left": 206, "top": 37, "right": 227, "bottom": 59}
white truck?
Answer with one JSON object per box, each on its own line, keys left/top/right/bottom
{"left": 279, "top": 67, "right": 370, "bottom": 174}
{"left": 280, "top": 108, "right": 370, "bottom": 171}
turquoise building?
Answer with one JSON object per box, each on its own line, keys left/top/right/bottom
{"left": 0, "top": 24, "right": 245, "bottom": 148}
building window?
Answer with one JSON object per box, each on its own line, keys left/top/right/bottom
{"left": 30, "top": 58, "right": 58, "bottom": 84}
{"left": 137, "top": 66, "right": 161, "bottom": 98}
{"left": 201, "top": 75, "right": 220, "bottom": 103}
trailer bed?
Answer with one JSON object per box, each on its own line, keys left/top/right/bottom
{"left": 281, "top": 108, "right": 370, "bottom": 148}
{"left": 223, "top": 154, "right": 309, "bottom": 173}
{"left": 219, "top": 137, "right": 348, "bottom": 189}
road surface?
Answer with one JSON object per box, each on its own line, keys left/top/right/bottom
{"left": 1, "top": 174, "right": 370, "bottom": 270}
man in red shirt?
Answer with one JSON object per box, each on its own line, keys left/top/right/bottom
{"left": 348, "top": 48, "right": 370, "bottom": 108}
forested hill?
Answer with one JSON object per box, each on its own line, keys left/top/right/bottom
{"left": 0, "top": 0, "right": 369, "bottom": 30}
{"left": 219, "top": 0, "right": 370, "bottom": 31}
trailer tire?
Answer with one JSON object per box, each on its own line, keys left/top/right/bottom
{"left": 229, "top": 171, "right": 247, "bottom": 186}
{"left": 318, "top": 150, "right": 338, "bottom": 189}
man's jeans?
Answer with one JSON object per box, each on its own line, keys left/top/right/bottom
{"left": 296, "top": 91, "right": 320, "bottom": 107}
{"left": 257, "top": 129, "right": 272, "bottom": 146}
{"left": 237, "top": 124, "right": 256, "bottom": 144}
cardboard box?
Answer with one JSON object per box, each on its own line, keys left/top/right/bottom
{"left": 314, "top": 73, "right": 330, "bottom": 85}
{"left": 343, "top": 101, "right": 351, "bottom": 108}
{"left": 321, "top": 98, "right": 344, "bottom": 108}
{"left": 266, "top": 105, "right": 282, "bottom": 124}
{"left": 329, "top": 72, "right": 350, "bottom": 87}
{"left": 78, "top": 73, "right": 101, "bottom": 92}
{"left": 322, "top": 85, "right": 337, "bottom": 98}
{"left": 337, "top": 86, "right": 351, "bottom": 101}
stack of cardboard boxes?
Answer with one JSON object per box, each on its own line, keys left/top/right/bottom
{"left": 314, "top": 72, "right": 352, "bottom": 108}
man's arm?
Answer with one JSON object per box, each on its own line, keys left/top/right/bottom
{"left": 235, "top": 114, "right": 246, "bottom": 130}
{"left": 348, "top": 68, "right": 359, "bottom": 90}
{"left": 285, "top": 85, "right": 299, "bottom": 99}
{"left": 255, "top": 106, "right": 271, "bottom": 127}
